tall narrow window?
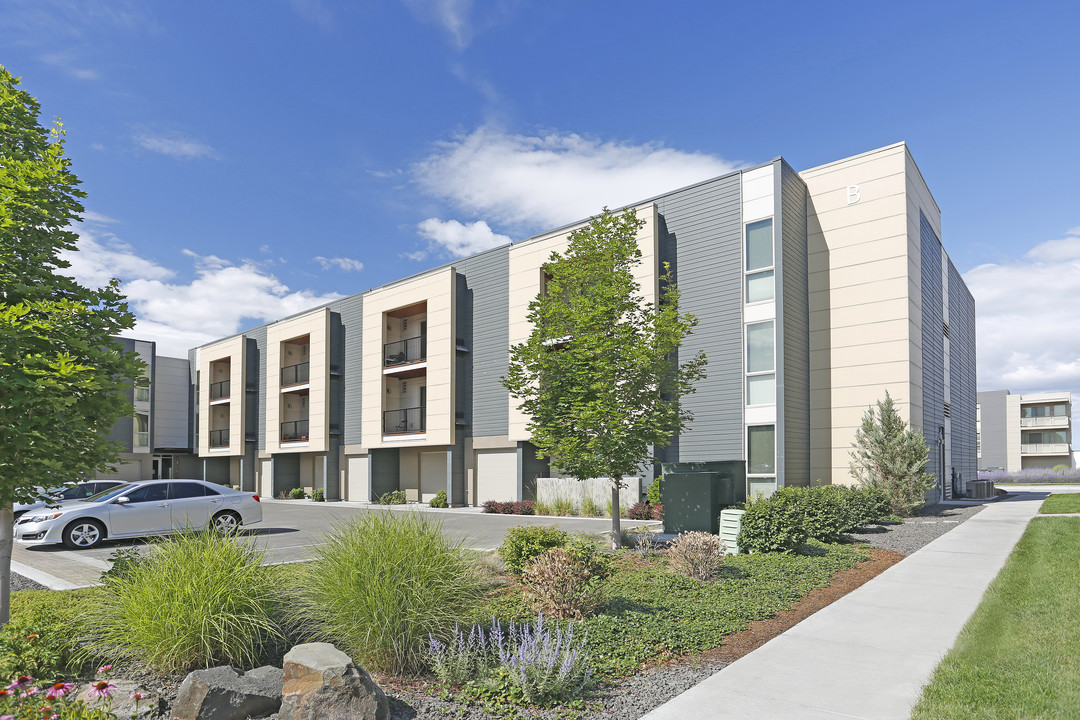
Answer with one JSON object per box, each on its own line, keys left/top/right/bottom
{"left": 746, "top": 321, "right": 775, "bottom": 405}
{"left": 134, "top": 412, "right": 150, "bottom": 448}
{"left": 745, "top": 219, "right": 774, "bottom": 303}
{"left": 747, "top": 425, "right": 776, "bottom": 475}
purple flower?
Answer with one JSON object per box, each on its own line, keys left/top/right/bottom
{"left": 87, "top": 680, "right": 116, "bottom": 698}
{"left": 7, "top": 675, "right": 32, "bottom": 690}
{"left": 1, "top": 714, "right": 13, "bottom": 720}
{"left": 96, "top": 664, "right": 114, "bottom": 674}
{"left": 45, "top": 682, "right": 74, "bottom": 700}
{"left": 19, "top": 685, "right": 39, "bottom": 698}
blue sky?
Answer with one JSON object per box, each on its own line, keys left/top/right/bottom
{"left": 2, "top": 0, "right": 1079, "bottom": 396}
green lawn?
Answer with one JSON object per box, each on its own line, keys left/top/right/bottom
{"left": 910, "top": 517, "right": 1080, "bottom": 719}
{"left": 1039, "top": 493, "right": 1080, "bottom": 514}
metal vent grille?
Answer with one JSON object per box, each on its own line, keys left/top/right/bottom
{"left": 943, "top": 321, "right": 950, "bottom": 338}
{"left": 944, "top": 402, "right": 952, "bottom": 418}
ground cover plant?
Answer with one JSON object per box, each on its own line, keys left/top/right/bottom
{"left": 3, "top": 587, "right": 101, "bottom": 682}
{"left": 82, "top": 529, "right": 285, "bottom": 673}
{"left": 292, "top": 511, "right": 485, "bottom": 675}
{"left": 1039, "top": 493, "right": 1080, "bottom": 514}
{"left": 910, "top": 517, "right": 1080, "bottom": 719}
{"left": 981, "top": 467, "right": 1080, "bottom": 484}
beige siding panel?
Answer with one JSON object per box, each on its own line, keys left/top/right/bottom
{"left": 265, "top": 308, "right": 330, "bottom": 454}
{"left": 810, "top": 339, "right": 912, "bottom": 371}
{"left": 197, "top": 335, "right": 246, "bottom": 457}
{"left": 809, "top": 297, "right": 910, "bottom": 333}
{"left": 826, "top": 319, "right": 910, "bottom": 348}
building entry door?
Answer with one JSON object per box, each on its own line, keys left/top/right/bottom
{"left": 153, "top": 455, "right": 174, "bottom": 480}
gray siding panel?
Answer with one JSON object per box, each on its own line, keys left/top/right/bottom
{"left": 949, "top": 260, "right": 978, "bottom": 487}
{"left": 780, "top": 162, "right": 810, "bottom": 486}
{"left": 976, "top": 390, "right": 1009, "bottom": 470}
{"left": 920, "top": 213, "right": 945, "bottom": 499}
{"left": 454, "top": 249, "right": 510, "bottom": 437}
{"left": 248, "top": 330, "right": 266, "bottom": 451}
{"left": 153, "top": 356, "right": 192, "bottom": 450}
{"left": 333, "top": 295, "right": 365, "bottom": 446}
{"left": 656, "top": 173, "right": 744, "bottom": 462}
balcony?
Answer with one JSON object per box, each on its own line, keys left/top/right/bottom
{"left": 1020, "top": 443, "right": 1071, "bottom": 455}
{"left": 281, "top": 362, "right": 310, "bottom": 387}
{"left": 1020, "top": 416, "right": 1069, "bottom": 428}
{"left": 281, "top": 419, "right": 309, "bottom": 443}
{"left": 209, "top": 429, "right": 229, "bottom": 448}
{"left": 383, "top": 407, "right": 425, "bottom": 435}
{"left": 210, "top": 380, "right": 230, "bottom": 401}
{"left": 384, "top": 336, "right": 426, "bottom": 367}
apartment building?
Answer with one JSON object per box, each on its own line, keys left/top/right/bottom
{"left": 98, "top": 338, "right": 198, "bottom": 481}
{"left": 191, "top": 142, "right": 977, "bottom": 504}
{"left": 977, "top": 390, "right": 1074, "bottom": 471}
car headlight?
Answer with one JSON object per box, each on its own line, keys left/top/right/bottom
{"left": 25, "top": 513, "right": 63, "bottom": 523}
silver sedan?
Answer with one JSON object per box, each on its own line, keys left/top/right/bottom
{"left": 14, "top": 479, "right": 263, "bottom": 549}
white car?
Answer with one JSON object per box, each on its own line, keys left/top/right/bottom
{"left": 13, "top": 481, "right": 126, "bottom": 517}
{"left": 15, "top": 480, "right": 262, "bottom": 549}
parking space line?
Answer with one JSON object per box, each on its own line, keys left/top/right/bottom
{"left": 11, "top": 561, "right": 88, "bottom": 591}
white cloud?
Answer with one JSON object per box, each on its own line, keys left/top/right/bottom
{"left": 417, "top": 218, "right": 511, "bottom": 258}
{"left": 964, "top": 225, "right": 1080, "bottom": 395}
{"left": 403, "top": 0, "right": 474, "bottom": 48}
{"left": 313, "top": 256, "right": 364, "bottom": 272}
{"left": 57, "top": 229, "right": 341, "bottom": 357}
{"left": 287, "top": 0, "right": 334, "bottom": 31}
{"left": 40, "top": 52, "right": 99, "bottom": 80}
{"left": 413, "top": 125, "right": 741, "bottom": 232}
{"left": 79, "top": 210, "right": 119, "bottom": 225}
{"left": 133, "top": 131, "right": 218, "bottom": 160}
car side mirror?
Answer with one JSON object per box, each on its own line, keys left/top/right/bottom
{"left": 115, "top": 496, "right": 130, "bottom": 505}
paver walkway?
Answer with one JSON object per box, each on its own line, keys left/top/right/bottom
{"left": 640, "top": 492, "right": 1045, "bottom": 720}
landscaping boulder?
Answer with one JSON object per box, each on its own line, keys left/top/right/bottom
{"left": 171, "top": 665, "right": 283, "bottom": 720}
{"left": 279, "top": 643, "right": 388, "bottom": 720}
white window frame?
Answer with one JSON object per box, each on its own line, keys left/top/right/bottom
{"left": 744, "top": 218, "right": 775, "bottom": 305}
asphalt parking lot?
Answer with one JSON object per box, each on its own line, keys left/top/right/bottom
{"left": 12, "top": 500, "right": 657, "bottom": 589}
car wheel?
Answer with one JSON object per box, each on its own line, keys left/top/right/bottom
{"left": 212, "top": 511, "right": 241, "bottom": 535}
{"left": 62, "top": 519, "right": 105, "bottom": 549}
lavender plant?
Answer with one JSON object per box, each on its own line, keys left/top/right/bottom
{"left": 427, "top": 623, "right": 498, "bottom": 686}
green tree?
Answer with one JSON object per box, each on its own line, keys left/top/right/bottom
{"left": 0, "top": 65, "right": 143, "bottom": 623}
{"left": 848, "top": 392, "right": 936, "bottom": 516}
{"left": 502, "top": 208, "right": 706, "bottom": 548}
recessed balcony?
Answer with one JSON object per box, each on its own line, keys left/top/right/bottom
{"left": 1020, "top": 443, "right": 1071, "bottom": 456}
{"left": 209, "top": 429, "right": 229, "bottom": 448}
{"left": 281, "top": 419, "right": 309, "bottom": 443}
{"left": 383, "top": 407, "right": 425, "bottom": 435}
{"left": 384, "top": 336, "right": 426, "bottom": 368}
{"left": 210, "top": 380, "right": 230, "bottom": 401}
{"left": 1019, "top": 416, "right": 1069, "bottom": 428}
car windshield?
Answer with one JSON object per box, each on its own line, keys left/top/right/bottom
{"left": 84, "top": 484, "right": 137, "bottom": 502}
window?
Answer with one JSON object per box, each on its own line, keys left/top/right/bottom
{"left": 745, "top": 219, "right": 774, "bottom": 303}
{"left": 123, "top": 484, "right": 168, "bottom": 504}
{"left": 134, "top": 367, "right": 150, "bottom": 402}
{"left": 1022, "top": 430, "right": 1067, "bottom": 444}
{"left": 746, "top": 321, "right": 775, "bottom": 405}
{"left": 748, "top": 425, "right": 776, "bottom": 475}
{"left": 134, "top": 412, "right": 149, "bottom": 447}
{"left": 170, "top": 482, "right": 209, "bottom": 499}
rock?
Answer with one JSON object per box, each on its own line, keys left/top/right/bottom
{"left": 79, "top": 679, "right": 161, "bottom": 720}
{"left": 279, "top": 643, "right": 388, "bottom": 720}
{"left": 171, "top": 665, "right": 283, "bottom": 720}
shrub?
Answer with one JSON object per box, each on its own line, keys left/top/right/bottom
{"left": 841, "top": 485, "right": 890, "bottom": 530}
{"left": 522, "top": 547, "right": 600, "bottom": 619}
{"left": 564, "top": 533, "right": 611, "bottom": 580}
{"left": 288, "top": 487, "right": 306, "bottom": 500}
{"left": 647, "top": 476, "right": 663, "bottom": 505}
{"left": 293, "top": 512, "right": 483, "bottom": 675}
{"left": 667, "top": 531, "right": 727, "bottom": 580}
{"left": 791, "top": 487, "right": 845, "bottom": 543}
{"left": 737, "top": 490, "right": 808, "bottom": 554}
{"left": 427, "top": 623, "right": 498, "bottom": 687}
{"left": 311, "top": 488, "right": 325, "bottom": 502}
{"left": 482, "top": 499, "right": 509, "bottom": 513}
{"left": 82, "top": 529, "right": 285, "bottom": 673}
{"left": 99, "top": 546, "right": 146, "bottom": 584}
{"left": 377, "top": 490, "right": 407, "bottom": 505}
{"left": 605, "top": 500, "right": 627, "bottom": 519}
{"left": 580, "top": 496, "right": 602, "bottom": 517}
{"left": 430, "top": 490, "right": 449, "bottom": 508}
{"left": 627, "top": 501, "right": 655, "bottom": 520}
{"left": 498, "top": 525, "right": 569, "bottom": 575}
{"left": 481, "top": 499, "right": 533, "bottom": 514}
{"left": 550, "top": 496, "right": 575, "bottom": 516}
{"left": 511, "top": 500, "right": 535, "bottom": 515}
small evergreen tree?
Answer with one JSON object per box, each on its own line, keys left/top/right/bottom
{"left": 848, "top": 392, "right": 936, "bottom": 516}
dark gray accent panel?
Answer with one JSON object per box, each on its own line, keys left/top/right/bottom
{"left": 518, "top": 441, "right": 549, "bottom": 501}
{"left": 920, "top": 213, "right": 945, "bottom": 500}
{"left": 452, "top": 431, "right": 467, "bottom": 506}
{"left": 656, "top": 173, "right": 744, "bottom": 461}
{"left": 949, "top": 259, "right": 978, "bottom": 488}
{"left": 779, "top": 161, "right": 810, "bottom": 487}
{"left": 273, "top": 454, "right": 301, "bottom": 496}
{"left": 333, "top": 295, "right": 365, "bottom": 446}
{"left": 203, "top": 456, "right": 231, "bottom": 485}
{"left": 370, "top": 448, "right": 399, "bottom": 498}
{"left": 249, "top": 329, "right": 267, "bottom": 451}
{"left": 454, "top": 249, "right": 510, "bottom": 437}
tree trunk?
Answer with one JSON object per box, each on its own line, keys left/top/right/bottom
{"left": 0, "top": 504, "right": 13, "bottom": 625}
{"left": 610, "top": 476, "right": 622, "bottom": 550}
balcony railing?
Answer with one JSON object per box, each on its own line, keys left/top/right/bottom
{"left": 209, "top": 429, "right": 229, "bottom": 448}
{"left": 1020, "top": 416, "right": 1069, "bottom": 428}
{"left": 210, "top": 380, "right": 230, "bottom": 400}
{"left": 383, "top": 407, "right": 425, "bottom": 435}
{"left": 281, "top": 419, "right": 309, "bottom": 442}
{"left": 1020, "top": 443, "right": 1071, "bottom": 455}
{"left": 281, "top": 362, "right": 310, "bottom": 386}
{"left": 384, "top": 336, "right": 426, "bottom": 367}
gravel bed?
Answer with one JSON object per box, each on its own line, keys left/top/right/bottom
{"left": 11, "top": 572, "right": 50, "bottom": 592}
{"left": 846, "top": 501, "right": 987, "bottom": 556}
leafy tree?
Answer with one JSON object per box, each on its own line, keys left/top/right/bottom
{"left": 0, "top": 65, "right": 143, "bottom": 623}
{"left": 848, "top": 392, "right": 936, "bottom": 516}
{"left": 502, "top": 208, "right": 707, "bottom": 548}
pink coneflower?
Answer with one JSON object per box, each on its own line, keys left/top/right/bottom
{"left": 86, "top": 680, "right": 116, "bottom": 699}
{"left": 1, "top": 714, "right": 14, "bottom": 720}
{"left": 19, "top": 686, "right": 38, "bottom": 698}
{"left": 7, "top": 675, "right": 32, "bottom": 690}
{"left": 130, "top": 691, "right": 146, "bottom": 700}
{"left": 96, "top": 665, "right": 113, "bottom": 674}
{"left": 45, "top": 682, "right": 74, "bottom": 699}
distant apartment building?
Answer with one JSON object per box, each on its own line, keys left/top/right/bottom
{"left": 977, "top": 390, "right": 1074, "bottom": 471}
{"left": 190, "top": 142, "right": 977, "bottom": 504}
{"left": 97, "top": 338, "right": 198, "bottom": 481}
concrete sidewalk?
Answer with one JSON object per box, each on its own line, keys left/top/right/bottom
{"left": 640, "top": 492, "right": 1045, "bottom": 720}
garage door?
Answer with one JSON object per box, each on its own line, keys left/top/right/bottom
{"left": 476, "top": 449, "right": 517, "bottom": 503}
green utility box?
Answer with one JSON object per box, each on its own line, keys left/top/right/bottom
{"left": 661, "top": 472, "right": 721, "bottom": 534}
{"left": 660, "top": 461, "right": 747, "bottom": 506}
